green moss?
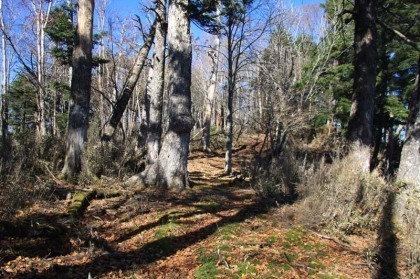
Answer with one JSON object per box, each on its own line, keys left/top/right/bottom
{"left": 236, "top": 262, "right": 257, "bottom": 277}
{"left": 281, "top": 252, "right": 298, "bottom": 263}
{"left": 198, "top": 252, "right": 218, "bottom": 264}
{"left": 194, "top": 201, "right": 221, "bottom": 212}
{"left": 216, "top": 223, "right": 243, "bottom": 240}
{"left": 194, "top": 262, "right": 219, "bottom": 278}
{"left": 155, "top": 223, "right": 178, "bottom": 239}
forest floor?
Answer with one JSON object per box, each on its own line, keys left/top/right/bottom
{"left": 0, "top": 136, "right": 375, "bottom": 278}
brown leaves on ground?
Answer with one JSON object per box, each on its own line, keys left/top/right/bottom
{"left": 0, "top": 139, "right": 372, "bottom": 278}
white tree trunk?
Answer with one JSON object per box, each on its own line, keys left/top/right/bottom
{"left": 202, "top": 3, "right": 221, "bottom": 152}
{"left": 145, "top": 0, "right": 166, "bottom": 167}
{"left": 397, "top": 57, "right": 420, "bottom": 184}
{"left": 0, "top": 0, "right": 8, "bottom": 143}
{"left": 202, "top": 32, "right": 220, "bottom": 152}
{"left": 127, "top": 0, "right": 193, "bottom": 190}
{"left": 31, "top": 0, "right": 52, "bottom": 138}
{"left": 101, "top": 20, "right": 156, "bottom": 141}
{"left": 155, "top": 0, "right": 193, "bottom": 190}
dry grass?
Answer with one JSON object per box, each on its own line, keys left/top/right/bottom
{"left": 394, "top": 182, "right": 420, "bottom": 277}
{"left": 295, "top": 145, "right": 389, "bottom": 234}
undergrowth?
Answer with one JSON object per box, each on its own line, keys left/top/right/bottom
{"left": 394, "top": 182, "right": 420, "bottom": 278}
{"left": 295, "top": 146, "right": 389, "bottom": 234}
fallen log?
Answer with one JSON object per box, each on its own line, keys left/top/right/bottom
{"left": 69, "top": 190, "right": 97, "bottom": 217}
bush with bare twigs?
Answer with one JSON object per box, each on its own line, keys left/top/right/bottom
{"left": 295, "top": 146, "right": 389, "bottom": 234}
{"left": 394, "top": 182, "right": 420, "bottom": 277}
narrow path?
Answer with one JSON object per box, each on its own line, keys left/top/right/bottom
{"left": 1, "top": 144, "right": 372, "bottom": 278}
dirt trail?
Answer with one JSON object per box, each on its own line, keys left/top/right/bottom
{"left": 0, "top": 142, "right": 372, "bottom": 278}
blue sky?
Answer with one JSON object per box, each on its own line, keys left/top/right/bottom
{"left": 108, "top": 0, "right": 325, "bottom": 16}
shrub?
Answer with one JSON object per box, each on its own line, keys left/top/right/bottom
{"left": 394, "top": 182, "right": 420, "bottom": 277}
{"left": 295, "top": 145, "right": 389, "bottom": 233}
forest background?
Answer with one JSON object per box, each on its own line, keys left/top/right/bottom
{"left": 0, "top": 0, "right": 419, "bottom": 278}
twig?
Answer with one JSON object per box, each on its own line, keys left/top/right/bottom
{"left": 310, "top": 230, "right": 350, "bottom": 247}
{"left": 42, "top": 162, "right": 65, "bottom": 186}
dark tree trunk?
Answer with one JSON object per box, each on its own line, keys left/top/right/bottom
{"left": 348, "top": 0, "right": 377, "bottom": 146}
{"left": 371, "top": 31, "right": 389, "bottom": 171}
{"left": 61, "top": 0, "right": 94, "bottom": 180}
{"left": 347, "top": 0, "right": 377, "bottom": 170}
{"left": 101, "top": 20, "right": 157, "bottom": 141}
{"left": 224, "top": 22, "right": 235, "bottom": 175}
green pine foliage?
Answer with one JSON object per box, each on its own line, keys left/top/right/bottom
{"left": 44, "top": 3, "right": 76, "bottom": 65}
{"left": 8, "top": 74, "right": 38, "bottom": 130}
{"left": 45, "top": 2, "right": 109, "bottom": 67}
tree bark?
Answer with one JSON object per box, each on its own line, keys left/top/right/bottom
{"left": 101, "top": 19, "right": 157, "bottom": 141}
{"left": 154, "top": 0, "right": 193, "bottom": 190}
{"left": 397, "top": 56, "right": 420, "bottom": 184}
{"left": 142, "top": 0, "right": 167, "bottom": 182}
{"left": 31, "top": 0, "right": 52, "bottom": 139}
{"left": 127, "top": 0, "right": 193, "bottom": 190}
{"left": 202, "top": 6, "right": 220, "bottom": 152}
{"left": 61, "top": 0, "right": 94, "bottom": 180}
{"left": 347, "top": 0, "right": 377, "bottom": 170}
{"left": 0, "top": 0, "right": 9, "bottom": 146}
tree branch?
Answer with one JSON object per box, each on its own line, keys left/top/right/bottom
{"left": 377, "top": 19, "right": 419, "bottom": 51}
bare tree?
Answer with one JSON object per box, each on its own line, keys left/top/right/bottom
{"left": 0, "top": 0, "right": 9, "bottom": 146}
{"left": 221, "top": 0, "right": 270, "bottom": 174}
{"left": 61, "top": 0, "right": 94, "bottom": 180}
{"left": 202, "top": 3, "right": 221, "bottom": 152}
{"left": 30, "top": 0, "right": 53, "bottom": 138}
{"left": 101, "top": 19, "right": 157, "bottom": 141}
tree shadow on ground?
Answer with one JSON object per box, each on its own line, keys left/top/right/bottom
{"left": 0, "top": 212, "right": 73, "bottom": 263}
{"left": 14, "top": 198, "right": 270, "bottom": 278}
{"left": 0, "top": 195, "right": 129, "bottom": 265}
{"left": 373, "top": 190, "right": 398, "bottom": 279}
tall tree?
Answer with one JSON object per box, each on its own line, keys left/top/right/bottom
{"left": 151, "top": 0, "right": 193, "bottom": 189}
{"left": 0, "top": 0, "right": 9, "bottom": 146}
{"left": 31, "top": 0, "right": 53, "bottom": 138}
{"left": 61, "top": 0, "right": 94, "bottom": 180}
{"left": 202, "top": 3, "right": 220, "bottom": 152}
{"left": 127, "top": 0, "right": 193, "bottom": 190}
{"left": 101, "top": 19, "right": 157, "bottom": 141}
{"left": 142, "top": 0, "right": 167, "bottom": 183}
{"left": 221, "top": 0, "right": 269, "bottom": 174}
{"left": 397, "top": 56, "right": 420, "bottom": 184}
{"left": 347, "top": 0, "right": 377, "bottom": 169}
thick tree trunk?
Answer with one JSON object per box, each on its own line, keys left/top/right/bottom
{"left": 202, "top": 18, "right": 220, "bottom": 152}
{"left": 155, "top": 0, "right": 193, "bottom": 190}
{"left": 101, "top": 20, "right": 157, "bottom": 141}
{"left": 347, "top": 0, "right": 377, "bottom": 170}
{"left": 143, "top": 0, "right": 167, "bottom": 182}
{"left": 61, "top": 0, "right": 94, "bottom": 180}
{"left": 397, "top": 56, "right": 420, "bottom": 184}
{"left": 127, "top": 0, "right": 193, "bottom": 190}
